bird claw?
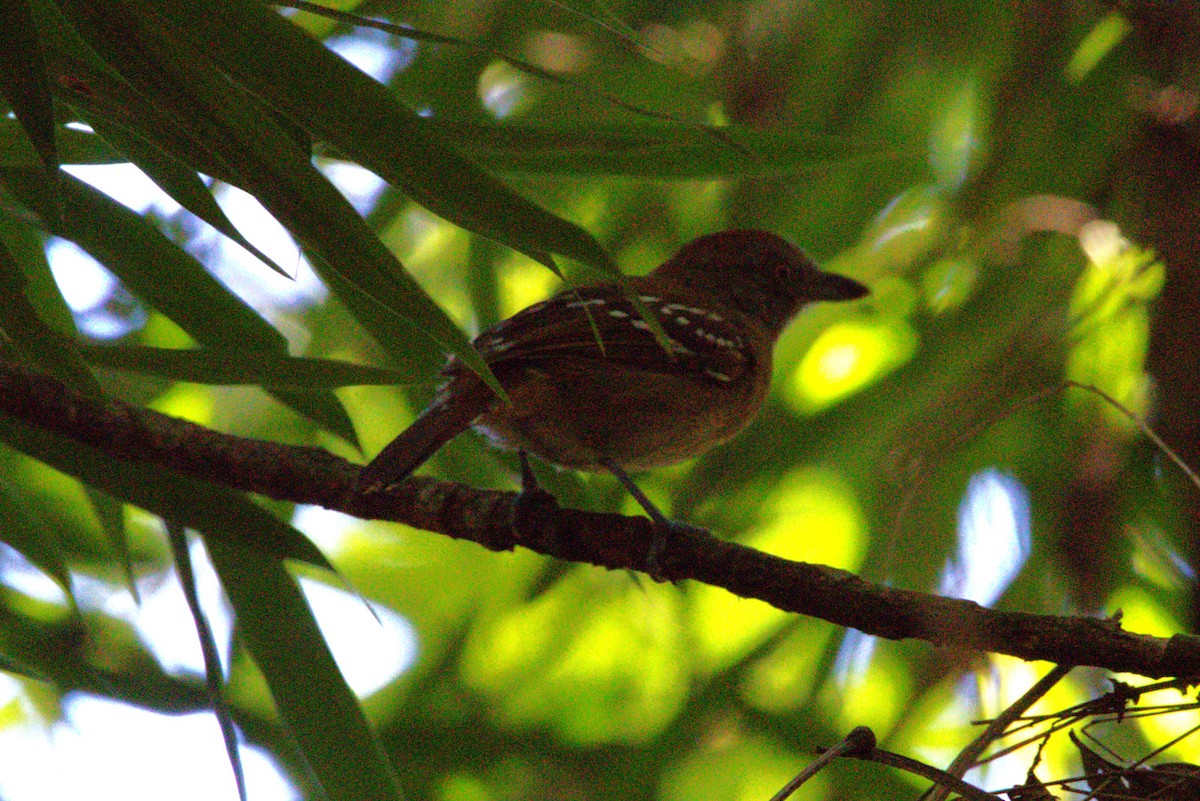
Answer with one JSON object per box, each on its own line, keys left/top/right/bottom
{"left": 514, "top": 453, "right": 693, "bottom": 580}
{"left": 512, "top": 451, "right": 559, "bottom": 542}
{"left": 598, "top": 457, "right": 696, "bottom": 580}
{"left": 645, "top": 518, "right": 706, "bottom": 580}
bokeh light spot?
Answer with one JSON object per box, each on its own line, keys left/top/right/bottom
{"left": 478, "top": 61, "right": 527, "bottom": 119}
{"left": 791, "top": 319, "right": 917, "bottom": 412}
{"left": 940, "top": 469, "right": 1031, "bottom": 607}
{"left": 749, "top": 470, "right": 864, "bottom": 569}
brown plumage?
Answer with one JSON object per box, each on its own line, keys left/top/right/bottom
{"left": 360, "top": 229, "right": 868, "bottom": 491}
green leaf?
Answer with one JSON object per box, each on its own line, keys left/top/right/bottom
{"left": 47, "top": 0, "right": 499, "bottom": 400}
{"left": 43, "top": 46, "right": 244, "bottom": 184}
{"left": 80, "top": 345, "right": 412, "bottom": 389}
{"left": 85, "top": 486, "right": 138, "bottom": 600}
{"left": 0, "top": 210, "right": 74, "bottom": 335}
{"left": 127, "top": 0, "right": 616, "bottom": 275}
{"left": 0, "top": 474, "right": 73, "bottom": 600}
{"left": 0, "top": 414, "right": 333, "bottom": 570}
{"left": 166, "top": 522, "right": 247, "bottom": 801}
{"left": 90, "top": 119, "right": 294, "bottom": 278}
{"left": 54, "top": 125, "right": 125, "bottom": 166}
{"left": 52, "top": 173, "right": 281, "bottom": 348}
{"left": 205, "top": 534, "right": 405, "bottom": 801}
{"left": 2, "top": 167, "right": 361, "bottom": 443}
{"left": 432, "top": 122, "right": 915, "bottom": 178}
{"left": 0, "top": 229, "right": 94, "bottom": 389}
{"left": 0, "top": 0, "right": 58, "bottom": 172}
{"left": 0, "top": 603, "right": 211, "bottom": 711}
{"left": 0, "top": 226, "right": 142, "bottom": 599}
{"left": 277, "top": 1, "right": 750, "bottom": 163}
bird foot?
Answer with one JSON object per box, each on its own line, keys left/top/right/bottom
{"left": 511, "top": 451, "right": 560, "bottom": 543}
{"left": 599, "top": 458, "right": 695, "bottom": 580}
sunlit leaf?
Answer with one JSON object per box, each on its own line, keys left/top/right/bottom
{"left": 80, "top": 344, "right": 411, "bottom": 389}
{"left": 0, "top": 0, "right": 59, "bottom": 178}
{"left": 427, "top": 122, "right": 912, "bottom": 178}
{"left": 133, "top": 0, "right": 616, "bottom": 276}
{"left": 205, "top": 534, "right": 405, "bottom": 801}
{"left": 0, "top": 474, "right": 73, "bottom": 600}
{"left": 0, "top": 414, "right": 333, "bottom": 570}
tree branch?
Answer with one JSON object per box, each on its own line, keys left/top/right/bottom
{"left": 0, "top": 357, "right": 1196, "bottom": 679}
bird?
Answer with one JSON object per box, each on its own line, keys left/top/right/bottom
{"left": 359, "top": 229, "right": 868, "bottom": 548}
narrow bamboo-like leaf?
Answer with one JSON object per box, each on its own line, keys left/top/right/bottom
{"left": 127, "top": 0, "right": 616, "bottom": 276}
{"left": 317, "top": 265, "right": 445, "bottom": 378}
{"left": 85, "top": 486, "right": 138, "bottom": 601}
{"left": 46, "top": 0, "right": 498, "bottom": 400}
{"left": 0, "top": 231, "right": 94, "bottom": 389}
{"left": 2, "top": 167, "right": 360, "bottom": 443}
{"left": 0, "top": 475, "right": 73, "bottom": 600}
{"left": 433, "top": 122, "right": 913, "bottom": 178}
{"left": 279, "top": 0, "right": 745, "bottom": 162}
{"left": 0, "top": 230, "right": 139, "bottom": 598}
{"left": 80, "top": 345, "right": 412, "bottom": 389}
{"left": 40, "top": 54, "right": 442, "bottom": 380}
{"left": 195, "top": 87, "right": 500, "bottom": 396}
{"left": 91, "top": 119, "right": 293, "bottom": 278}
{"left": 0, "top": 414, "right": 333, "bottom": 570}
{"left": 205, "top": 534, "right": 405, "bottom": 801}
{"left": 0, "top": 119, "right": 48, "bottom": 168}
{"left": 166, "top": 522, "right": 247, "bottom": 801}
{"left": 43, "top": 46, "right": 243, "bottom": 184}
{"left": 24, "top": 21, "right": 454, "bottom": 411}
{"left": 50, "top": 172, "right": 272, "bottom": 349}
{"left": 0, "top": 119, "right": 126, "bottom": 168}
{"left": 0, "top": 0, "right": 58, "bottom": 172}
{"left": 0, "top": 213, "right": 74, "bottom": 336}
{"left": 0, "top": 599, "right": 212, "bottom": 711}
{"left": 0, "top": 2, "right": 62, "bottom": 229}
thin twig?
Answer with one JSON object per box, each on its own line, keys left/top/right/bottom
{"left": 926, "top": 664, "right": 1073, "bottom": 801}
{"left": 769, "top": 727, "right": 876, "bottom": 801}
{"left": 846, "top": 747, "right": 1005, "bottom": 801}
{"left": 1064, "top": 380, "right": 1200, "bottom": 493}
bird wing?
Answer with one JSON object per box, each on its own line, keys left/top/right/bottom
{"left": 460, "top": 285, "right": 754, "bottom": 385}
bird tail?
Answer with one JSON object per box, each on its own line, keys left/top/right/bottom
{"left": 359, "top": 379, "right": 496, "bottom": 492}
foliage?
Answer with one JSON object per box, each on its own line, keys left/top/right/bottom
{"left": 0, "top": 0, "right": 1196, "bottom": 799}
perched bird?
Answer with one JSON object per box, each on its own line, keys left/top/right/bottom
{"left": 360, "top": 229, "right": 868, "bottom": 536}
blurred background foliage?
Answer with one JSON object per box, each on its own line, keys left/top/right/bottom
{"left": 0, "top": 0, "right": 1197, "bottom": 799}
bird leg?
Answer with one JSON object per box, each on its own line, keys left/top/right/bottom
{"left": 599, "top": 457, "right": 685, "bottom": 577}
{"left": 511, "top": 450, "right": 561, "bottom": 541}
{"left": 514, "top": 452, "right": 683, "bottom": 579}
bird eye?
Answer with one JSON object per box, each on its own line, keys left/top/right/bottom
{"left": 773, "top": 261, "right": 793, "bottom": 281}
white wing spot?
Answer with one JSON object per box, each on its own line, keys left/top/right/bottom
{"left": 638, "top": 295, "right": 661, "bottom": 303}
{"left": 674, "top": 316, "right": 690, "bottom": 326}
{"left": 685, "top": 306, "right": 723, "bottom": 322}
{"left": 607, "top": 309, "right": 629, "bottom": 318}
{"left": 631, "top": 319, "right": 650, "bottom": 330}
{"left": 704, "top": 368, "right": 733, "bottom": 382}
{"left": 566, "top": 298, "right": 606, "bottom": 309}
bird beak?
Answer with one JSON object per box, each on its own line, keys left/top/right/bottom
{"left": 808, "top": 269, "right": 870, "bottom": 302}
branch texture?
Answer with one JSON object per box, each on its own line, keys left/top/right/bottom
{"left": 0, "top": 358, "right": 1195, "bottom": 679}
